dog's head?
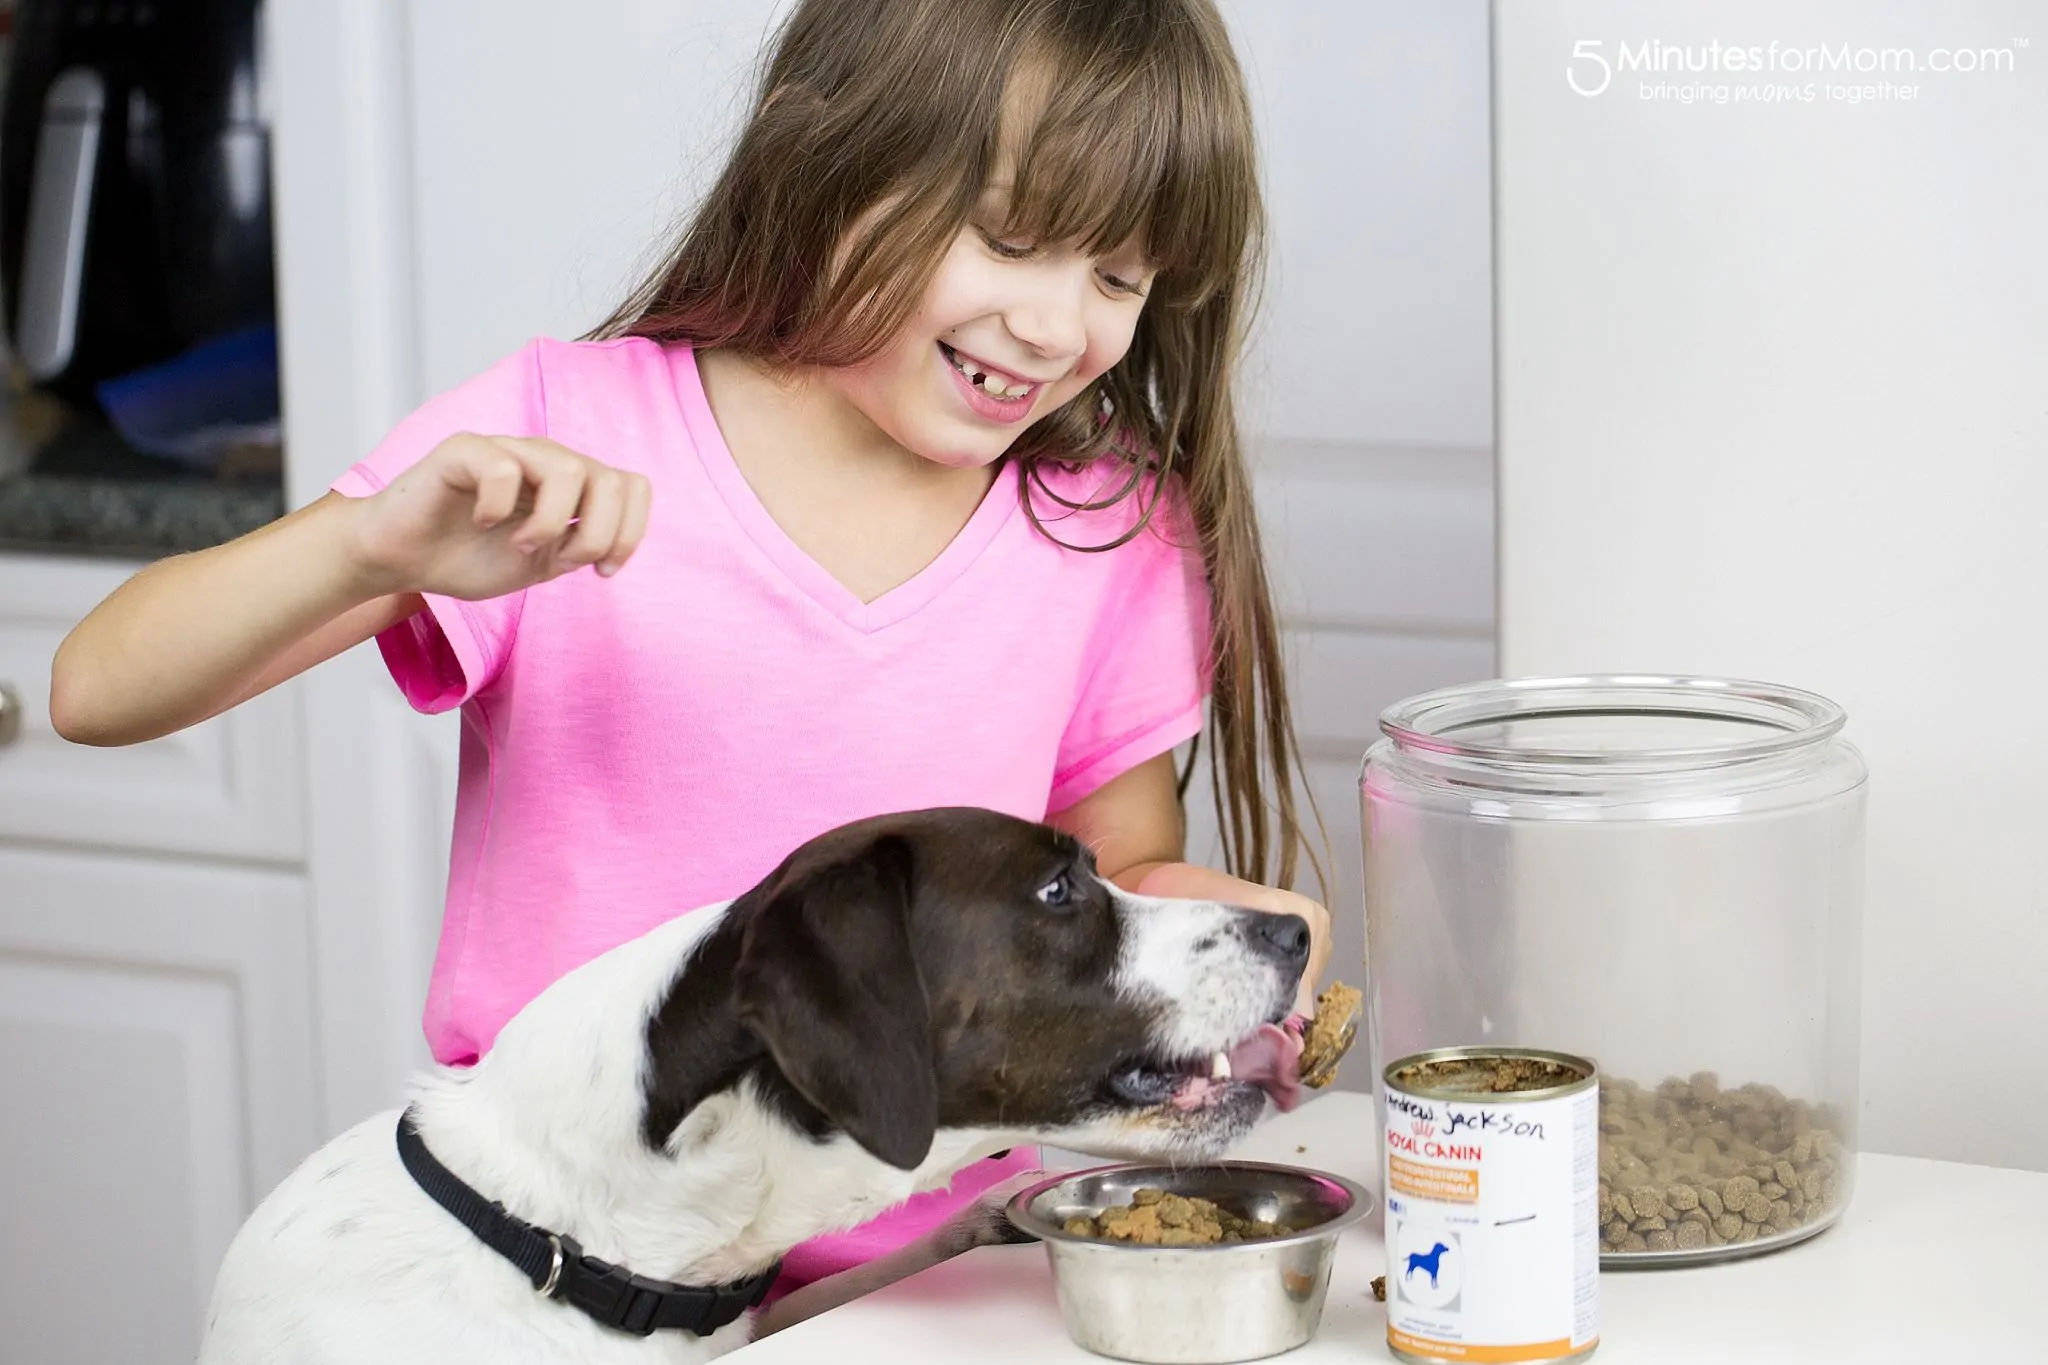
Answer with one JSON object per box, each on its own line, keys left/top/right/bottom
{"left": 642, "top": 808, "right": 1308, "bottom": 1170}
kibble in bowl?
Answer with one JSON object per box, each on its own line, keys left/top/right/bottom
{"left": 1062, "top": 1187, "right": 1291, "bottom": 1246}
{"left": 1007, "top": 1162, "right": 1372, "bottom": 1364}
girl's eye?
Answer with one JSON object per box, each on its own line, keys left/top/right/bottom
{"left": 1038, "top": 871, "right": 1075, "bottom": 908}
{"left": 979, "top": 230, "right": 1038, "bottom": 260}
{"left": 1099, "top": 271, "right": 1147, "bottom": 298}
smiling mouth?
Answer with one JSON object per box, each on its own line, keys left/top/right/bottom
{"left": 938, "top": 342, "right": 1042, "bottom": 402}
{"left": 1108, "top": 1022, "right": 1305, "bottom": 1115}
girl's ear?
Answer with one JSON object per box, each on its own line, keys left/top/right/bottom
{"left": 734, "top": 835, "right": 938, "bottom": 1169}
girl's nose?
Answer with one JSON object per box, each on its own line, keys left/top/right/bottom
{"left": 1003, "top": 271, "right": 1090, "bottom": 363}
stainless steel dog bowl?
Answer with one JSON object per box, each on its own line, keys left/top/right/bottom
{"left": 1006, "top": 1161, "right": 1373, "bottom": 1364}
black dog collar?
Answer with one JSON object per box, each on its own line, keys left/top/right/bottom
{"left": 395, "top": 1109, "right": 780, "bottom": 1337}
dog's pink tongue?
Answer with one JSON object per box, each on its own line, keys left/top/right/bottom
{"left": 1229, "top": 1022, "right": 1305, "bottom": 1113}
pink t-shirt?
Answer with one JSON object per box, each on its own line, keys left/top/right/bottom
{"left": 333, "top": 337, "right": 1211, "bottom": 1287}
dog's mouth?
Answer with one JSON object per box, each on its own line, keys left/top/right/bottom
{"left": 1107, "top": 1022, "right": 1305, "bottom": 1116}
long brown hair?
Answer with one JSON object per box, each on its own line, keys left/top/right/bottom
{"left": 593, "top": 0, "right": 1321, "bottom": 893}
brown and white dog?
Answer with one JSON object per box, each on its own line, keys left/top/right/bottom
{"left": 199, "top": 808, "right": 1308, "bottom": 1364}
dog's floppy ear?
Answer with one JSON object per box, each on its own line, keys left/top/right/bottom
{"left": 734, "top": 834, "right": 937, "bottom": 1170}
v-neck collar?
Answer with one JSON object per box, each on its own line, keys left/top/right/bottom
{"left": 670, "top": 345, "right": 1019, "bottom": 635}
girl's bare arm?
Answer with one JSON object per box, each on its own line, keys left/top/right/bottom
{"left": 50, "top": 495, "right": 415, "bottom": 745}
{"left": 51, "top": 435, "right": 653, "bottom": 746}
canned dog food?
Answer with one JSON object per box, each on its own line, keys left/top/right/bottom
{"left": 1383, "top": 1048, "right": 1599, "bottom": 1364}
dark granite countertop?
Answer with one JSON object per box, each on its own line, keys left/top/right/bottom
{"left": 0, "top": 401, "right": 284, "bottom": 561}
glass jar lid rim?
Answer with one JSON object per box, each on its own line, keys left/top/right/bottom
{"left": 1379, "top": 675, "right": 1847, "bottom": 768}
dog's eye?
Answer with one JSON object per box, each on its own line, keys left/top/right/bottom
{"left": 1038, "top": 871, "right": 1075, "bottom": 908}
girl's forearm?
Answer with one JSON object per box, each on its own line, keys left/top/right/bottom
{"left": 50, "top": 493, "right": 408, "bottom": 746}
{"left": 1121, "top": 860, "right": 1267, "bottom": 906}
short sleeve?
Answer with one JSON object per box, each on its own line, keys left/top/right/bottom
{"left": 1048, "top": 502, "right": 1214, "bottom": 813}
{"left": 329, "top": 341, "right": 550, "bottom": 713}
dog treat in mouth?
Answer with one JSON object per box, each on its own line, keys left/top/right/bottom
{"left": 1297, "top": 982, "right": 1363, "bottom": 1088}
{"left": 1597, "top": 1072, "right": 1847, "bottom": 1256}
{"left": 1061, "top": 1187, "right": 1289, "bottom": 1246}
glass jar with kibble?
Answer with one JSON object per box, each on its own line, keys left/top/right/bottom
{"left": 1360, "top": 677, "right": 1866, "bottom": 1265}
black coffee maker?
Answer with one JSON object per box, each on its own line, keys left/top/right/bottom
{"left": 1, "top": 0, "right": 274, "bottom": 406}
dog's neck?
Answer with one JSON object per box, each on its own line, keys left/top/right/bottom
{"left": 404, "top": 903, "right": 1013, "bottom": 1287}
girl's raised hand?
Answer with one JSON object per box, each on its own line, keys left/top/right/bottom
{"left": 347, "top": 434, "right": 652, "bottom": 601}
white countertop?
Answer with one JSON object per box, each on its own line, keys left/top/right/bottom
{"left": 734, "top": 1091, "right": 2048, "bottom": 1363}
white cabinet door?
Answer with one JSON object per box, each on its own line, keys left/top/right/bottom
{"left": 0, "top": 555, "right": 307, "bottom": 863}
{"left": 0, "top": 846, "right": 320, "bottom": 1365}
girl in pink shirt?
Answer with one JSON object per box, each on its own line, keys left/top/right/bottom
{"left": 56, "top": 0, "right": 1331, "bottom": 1302}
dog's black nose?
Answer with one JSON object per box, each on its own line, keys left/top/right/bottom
{"left": 1247, "top": 911, "right": 1312, "bottom": 967}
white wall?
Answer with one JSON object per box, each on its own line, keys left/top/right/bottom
{"left": 402, "top": 0, "right": 778, "bottom": 395}
{"left": 1492, "top": 0, "right": 2047, "bottom": 1168}
{"left": 1226, "top": 0, "right": 1494, "bottom": 450}
{"left": 384, "top": 1, "right": 1498, "bottom": 1094}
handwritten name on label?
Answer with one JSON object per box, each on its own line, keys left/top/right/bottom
{"left": 1387, "top": 1092, "right": 1436, "bottom": 1122}
{"left": 1445, "top": 1107, "right": 1547, "bottom": 1141}
{"left": 1388, "top": 1091, "right": 1551, "bottom": 1142}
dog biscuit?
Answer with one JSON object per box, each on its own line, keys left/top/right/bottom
{"left": 1296, "top": 982, "right": 1363, "bottom": 1087}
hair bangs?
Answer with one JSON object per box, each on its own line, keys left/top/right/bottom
{"left": 1000, "top": 19, "right": 1255, "bottom": 306}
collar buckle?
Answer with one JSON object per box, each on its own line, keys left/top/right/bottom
{"left": 538, "top": 1232, "right": 568, "bottom": 1299}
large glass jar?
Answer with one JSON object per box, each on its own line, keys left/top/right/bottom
{"left": 1360, "top": 677, "right": 1866, "bottom": 1265}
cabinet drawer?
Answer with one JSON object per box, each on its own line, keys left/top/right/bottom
{"left": 0, "top": 553, "right": 305, "bottom": 862}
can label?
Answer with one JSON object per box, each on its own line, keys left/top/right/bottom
{"left": 1383, "top": 1051, "right": 1600, "bottom": 1363}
